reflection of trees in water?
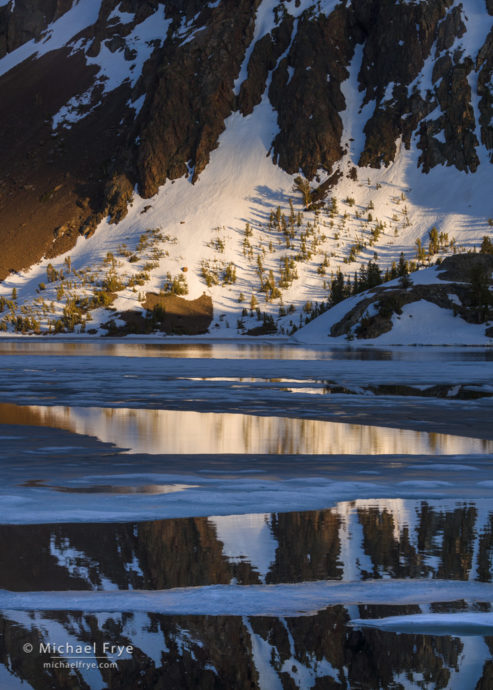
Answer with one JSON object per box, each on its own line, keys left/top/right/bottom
{"left": 0, "top": 402, "right": 74, "bottom": 431}
{"left": 4, "top": 403, "right": 492, "bottom": 454}
{"left": 429, "top": 431, "right": 439, "bottom": 452}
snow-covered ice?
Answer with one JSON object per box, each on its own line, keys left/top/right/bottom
{"left": 351, "top": 612, "right": 493, "bottom": 636}
{"left": 1, "top": 579, "right": 492, "bottom": 617}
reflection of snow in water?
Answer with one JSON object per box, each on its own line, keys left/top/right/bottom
{"left": 3, "top": 496, "right": 493, "bottom": 687}
{"left": 339, "top": 497, "right": 420, "bottom": 581}
{"left": 338, "top": 497, "right": 493, "bottom": 583}
{"left": 4, "top": 596, "right": 492, "bottom": 690}
{"left": 123, "top": 611, "right": 169, "bottom": 664}
{"left": 4, "top": 602, "right": 492, "bottom": 690}
{"left": 49, "top": 534, "right": 118, "bottom": 591}
{"left": 209, "top": 499, "right": 493, "bottom": 586}
{"left": 210, "top": 513, "right": 277, "bottom": 582}
{"left": 338, "top": 502, "right": 374, "bottom": 583}
{"left": 279, "top": 616, "right": 339, "bottom": 688}
{"left": 389, "top": 634, "right": 491, "bottom": 690}
{"left": 243, "top": 617, "right": 284, "bottom": 690}
{"left": 7, "top": 498, "right": 491, "bottom": 596}
{"left": 6, "top": 610, "right": 107, "bottom": 689}
{"left": 24, "top": 406, "right": 493, "bottom": 455}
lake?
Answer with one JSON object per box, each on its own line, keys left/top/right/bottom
{"left": 0, "top": 339, "right": 492, "bottom": 689}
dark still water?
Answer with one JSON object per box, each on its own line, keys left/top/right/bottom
{"left": 1, "top": 500, "right": 493, "bottom": 591}
{"left": 3, "top": 606, "right": 491, "bottom": 690}
{"left": 1, "top": 501, "right": 493, "bottom": 689}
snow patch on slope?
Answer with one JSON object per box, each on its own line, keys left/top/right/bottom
{"left": 0, "top": 0, "right": 103, "bottom": 78}
{"left": 53, "top": 5, "right": 171, "bottom": 129}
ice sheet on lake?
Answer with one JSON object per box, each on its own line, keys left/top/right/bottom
{"left": 1, "top": 580, "right": 492, "bottom": 617}
{"left": 2, "top": 457, "right": 493, "bottom": 524}
{"left": 351, "top": 612, "right": 493, "bottom": 636}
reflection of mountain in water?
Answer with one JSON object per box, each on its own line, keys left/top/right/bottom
{"left": 1, "top": 499, "right": 493, "bottom": 688}
{"left": 1, "top": 499, "right": 492, "bottom": 592}
{"left": 2, "top": 403, "right": 492, "bottom": 455}
{"left": 1, "top": 605, "right": 491, "bottom": 689}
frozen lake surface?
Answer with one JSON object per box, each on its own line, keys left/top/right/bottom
{"left": 0, "top": 339, "right": 492, "bottom": 688}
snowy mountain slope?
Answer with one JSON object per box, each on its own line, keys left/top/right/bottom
{"left": 0, "top": 0, "right": 492, "bottom": 339}
{"left": 295, "top": 254, "right": 493, "bottom": 345}
{"left": 297, "top": 295, "right": 493, "bottom": 345}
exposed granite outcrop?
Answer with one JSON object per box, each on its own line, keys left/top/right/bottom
{"left": 0, "top": 45, "right": 132, "bottom": 280}
{"left": 238, "top": 16, "right": 294, "bottom": 115}
{"left": 108, "top": 293, "right": 213, "bottom": 335}
{"left": 357, "top": 0, "right": 479, "bottom": 171}
{"left": 355, "top": 0, "right": 451, "bottom": 103}
{"left": 418, "top": 56, "right": 479, "bottom": 172}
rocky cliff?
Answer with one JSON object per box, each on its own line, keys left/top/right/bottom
{"left": 0, "top": 0, "right": 491, "bottom": 281}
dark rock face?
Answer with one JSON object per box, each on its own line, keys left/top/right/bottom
{"left": 0, "top": 0, "right": 491, "bottom": 279}
{"left": 0, "top": 0, "right": 75, "bottom": 58}
{"left": 357, "top": 0, "right": 483, "bottom": 172}
{"left": 0, "top": 45, "right": 132, "bottom": 280}
{"left": 135, "top": 0, "right": 260, "bottom": 196}
{"left": 436, "top": 252, "right": 493, "bottom": 281}
{"left": 268, "top": 6, "right": 355, "bottom": 178}
{"left": 356, "top": 0, "right": 449, "bottom": 101}
{"left": 238, "top": 16, "right": 294, "bottom": 116}
{"left": 356, "top": 0, "right": 448, "bottom": 167}
{"left": 477, "top": 27, "right": 493, "bottom": 162}
{"left": 418, "top": 56, "right": 479, "bottom": 173}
